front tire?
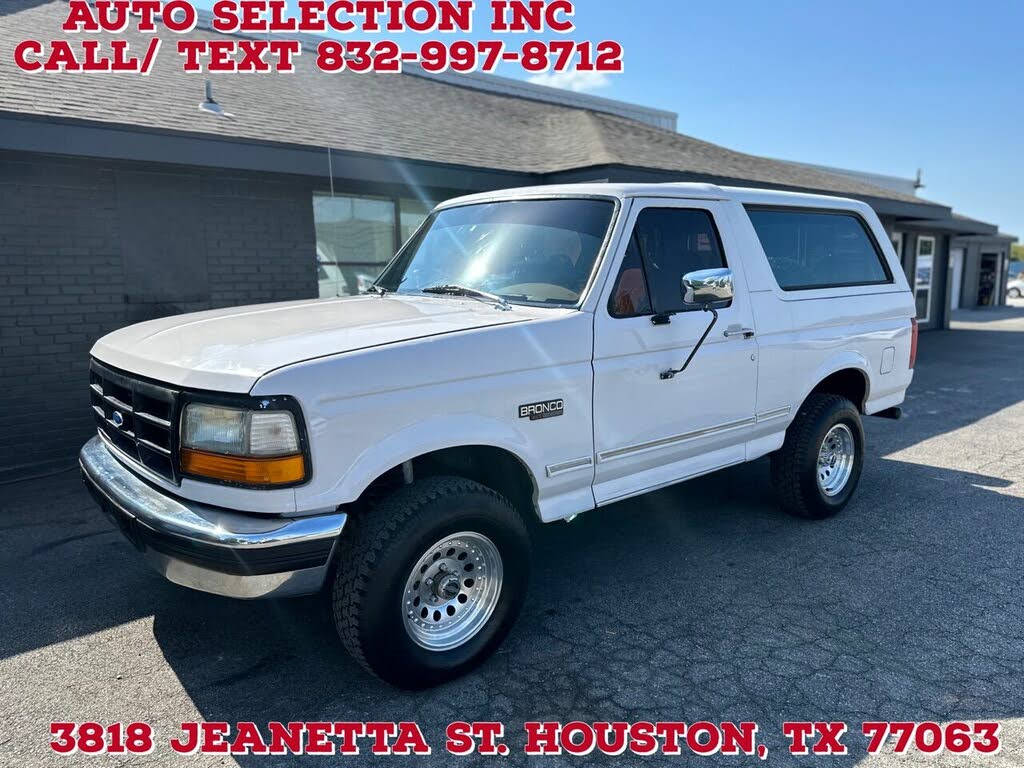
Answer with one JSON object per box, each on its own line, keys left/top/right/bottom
{"left": 1009, "top": 287, "right": 1022, "bottom": 298}
{"left": 332, "top": 476, "right": 530, "bottom": 688}
{"left": 771, "top": 394, "right": 864, "bottom": 519}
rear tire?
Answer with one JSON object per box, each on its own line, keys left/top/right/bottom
{"left": 1009, "top": 287, "right": 1022, "bottom": 298}
{"left": 331, "top": 476, "right": 530, "bottom": 689}
{"left": 771, "top": 394, "right": 864, "bottom": 520}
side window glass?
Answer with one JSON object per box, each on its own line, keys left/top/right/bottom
{"left": 608, "top": 234, "right": 652, "bottom": 317}
{"left": 636, "top": 208, "right": 728, "bottom": 314}
{"left": 608, "top": 208, "right": 727, "bottom": 318}
{"left": 746, "top": 208, "right": 892, "bottom": 291}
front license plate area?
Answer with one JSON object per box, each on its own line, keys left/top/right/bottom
{"left": 84, "top": 473, "right": 145, "bottom": 551}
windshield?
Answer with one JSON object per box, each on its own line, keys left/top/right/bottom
{"left": 375, "top": 198, "right": 616, "bottom": 306}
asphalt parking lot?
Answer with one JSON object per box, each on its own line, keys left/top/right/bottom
{"left": 2, "top": 307, "right": 1024, "bottom": 767}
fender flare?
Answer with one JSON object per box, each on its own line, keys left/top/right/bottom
{"left": 797, "top": 351, "right": 872, "bottom": 413}
{"left": 330, "top": 414, "right": 542, "bottom": 506}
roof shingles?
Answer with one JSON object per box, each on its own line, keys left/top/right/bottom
{"left": 1, "top": 0, "right": 930, "bottom": 205}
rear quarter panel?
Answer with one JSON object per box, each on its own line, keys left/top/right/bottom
{"left": 723, "top": 196, "right": 916, "bottom": 454}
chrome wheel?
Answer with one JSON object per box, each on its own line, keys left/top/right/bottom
{"left": 817, "top": 424, "right": 855, "bottom": 496}
{"left": 402, "top": 531, "right": 503, "bottom": 651}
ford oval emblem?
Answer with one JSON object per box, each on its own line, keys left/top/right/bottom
{"left": 111, "top": 411, "right": 124, "bottom": 428}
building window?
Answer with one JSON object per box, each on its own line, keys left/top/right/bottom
{"left": 313, "top": 193, "right": 396, "bottom": 298}
{"left": 978, "top": 252, "right": 1000, "bottom": 306}
{"left": 890, "top": 231, "right": 903, "bottom": 260}
{"left": 915, "top": 235, "right": 935, "bottom": 322}
{"left": 399, "top": 198, "right": 433, "bottom": 246}
{"left": 746, "top": 208, "right": 891, "bottom": 291}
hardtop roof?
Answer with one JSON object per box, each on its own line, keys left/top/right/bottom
{"left": 438, "top": 183, "right": 867, "bottom": 211}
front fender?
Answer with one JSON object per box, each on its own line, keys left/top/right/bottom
{"left": 320, "top": 414, "right": 543, "bottom": 508}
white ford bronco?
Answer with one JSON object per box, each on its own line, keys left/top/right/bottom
{"left": 81, "top": 183, "right": 916, "bottom": 687}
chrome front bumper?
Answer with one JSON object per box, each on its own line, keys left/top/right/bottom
{"left": 79, "top": 436, "right": 347, "bottom": 599}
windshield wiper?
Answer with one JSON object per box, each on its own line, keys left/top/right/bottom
{"left": 365, "top": 284, "right": 387, "bottom": 296}
{"left": 421, "top": 284, "right": 511, "bottom": 311}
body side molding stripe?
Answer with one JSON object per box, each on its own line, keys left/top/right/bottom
{"left": 756, "top": 406, "right": 792, "bottom": 422}
{"left": 597, "top": 417, "right": 757, "bottom": 463}
{"left": 545, "top": 456, "right": 594, "bottom": 477}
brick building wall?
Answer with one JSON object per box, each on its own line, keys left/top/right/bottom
{"left": 0, "top": 151, "right": 317, "bottom": 481}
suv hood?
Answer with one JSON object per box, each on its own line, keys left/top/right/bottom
{"left": 92, "top": 295, "right": 542, "bottom": 393}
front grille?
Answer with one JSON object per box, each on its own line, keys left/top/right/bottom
{"left": 90, "top": 360, "right": 180, "bottom": 482}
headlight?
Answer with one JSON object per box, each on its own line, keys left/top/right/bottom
{"left": 180, "top": 403, "right": 306, "bottom": 486}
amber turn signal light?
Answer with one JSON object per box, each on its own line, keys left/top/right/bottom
{"left": 180, "top": 448, "right": 306, "bottom": 486}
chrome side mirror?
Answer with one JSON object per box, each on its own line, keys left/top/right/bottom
{"left": 681, "top": 268, "right": 734, "bottom": 307}
{"left": 660, "top": 268, "right": 733, "bottom": 381}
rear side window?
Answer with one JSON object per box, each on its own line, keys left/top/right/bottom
{"left": 609, "top": 208, "right": 727, "bottom": 317}
{"left": 746, "top": 208, "right": 891, "bottom": 291}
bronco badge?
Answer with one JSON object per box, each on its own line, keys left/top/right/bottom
{"left": 519, "top": 399, "right": 564, "bottom": 421}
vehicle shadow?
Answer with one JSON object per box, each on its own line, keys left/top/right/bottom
{"left": 2, "top": 322, "right": 1022, "bottom": 766}
{"left": 146, "top": 453, "right": 1024, "bottom": 767}
{"left": 0, "top": 470, "right": 162, "bottom": 662}
{"left": 142, "top": 324, "right": 1024, "bottom": 765}
{"left": 2, "top": 323, "right": 1019, "bottom": 665}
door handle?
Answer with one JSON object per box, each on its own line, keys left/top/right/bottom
{"left": 724, "top": 328, "right": 755, "bottom": 339}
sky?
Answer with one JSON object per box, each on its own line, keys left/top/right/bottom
{"left": 194, "top": 0, "right": 1023, "bottom": 238}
